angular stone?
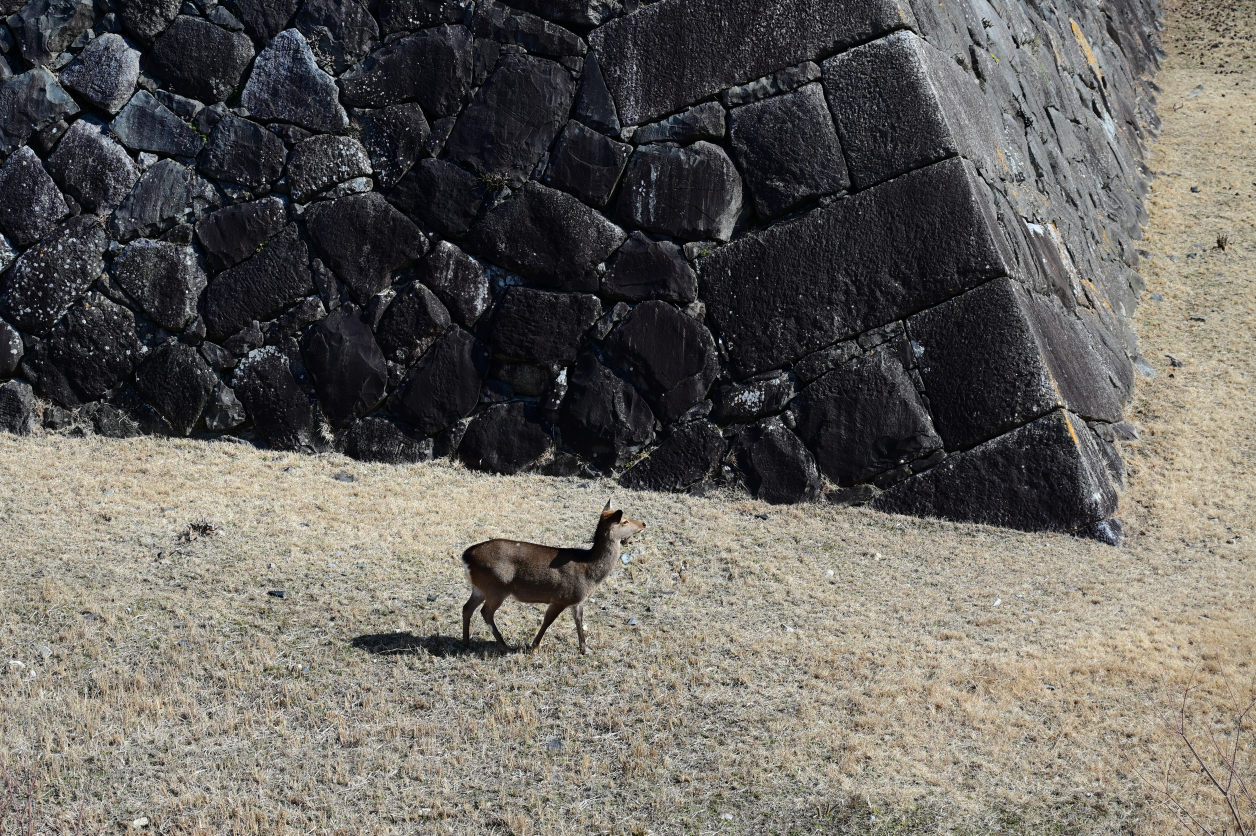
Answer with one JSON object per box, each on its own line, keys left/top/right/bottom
{"left": 601, "top": 231, "right": 697, "bottom": 304}
{"left": 558, "top": 350, "right": 653, "bottom": 466}
{"left": 300, "top": 306, "right": 388, "bottom": 426}
{"left": 723, "top": 61, "right": 820, "bottom": 107}
{"left": 294, "top": 0, "right": 378, "bottom": 74}
{"left": 109, "top": 90, "right": 204, "bottom": 156}
{"left": 232, "top": 345, "right": 317, "bottom": 450}
{"left": 195, "top": 197, "right": 287, "bottom": 273}
{"left": 0, "top": 146, "right": 69, "bottom": 248}
{"left": 117, "top": 0, "right": 180, "bottom": 44}
{"left": 203, "top": 380, "right": 246, "bottom": 430}
{"left": 108, "top": 158, "right": 219, "bottom": 241}
{"left": 471, "top": 1, "right": 586, "bottom": 59}
{"left": 43, "top": 292, "right": 141, "bottom": 400}
{"left": 588, "top": 0, "right": 916, "bottom": 125}
{"left": 459, "top": 401, "right": 552, "bottom": 474}
{"left": 489, "top": 286, "right": 601, "bottom": 366}
{"left": 728, "top": 83, "right": 849, "bottom": 220}
{"left": 542, "top": 120, "right": 631, "bottom": 208}
{"left": 620, "top": 419, "right": 723, "bottom": 492}
{"left": 413, "top": 240, "right": 489, "bottom": 328}
{"left": 0, "top": 69, "right": 79, "bottom": 155}
{"left": 699, "top": 157, "right": 1020, "bottom": 378}
{"left": 792, "top": 348, "right": 941, "bottom": 486}
{"left": 374, "top": 279, "right": 450, "bottom": 365}
{"left": 617, "top": 142, "right": 742, "bottom": 242}
{"left": 112, "top": 238, "right": 207, "bottom": 330}
{"left": 304, "top": 192, "right": 428, "bottom": 303}
{"left": 445, "top": 54, "right": 575, "bottom": 186}
{"left": 0, "top": 379, "right": 39, "bottom": 434}
{"left": 573, "top": 55, "right": 619, "bottom": 135}
{"left": 907, "top": 277, "right": 1125, "bottom": 451}
{"left": 202, "top": 223, "right": 314, "bottom": 340}
{"left": 44, "top": 118, "right": 139, "bottom": 214}
{"left": 387, "top": 158, "right": 486, "bottom": 238}
{"left": 338, "top": 25, "right": 474, "bottom": 118}
{"left": 241, "top": 29, "right": 348, "bottom": 133}
{"left": 8, "top": 0, "right": 95, "bottom": 66}
{"left": 742, "top": 417, "right": 821, "bottom": 504}
{"left": 388, "top": 326, "right": 489, "bottom": 435}
{"left": 603, "top": 300, "right": 718, "bottom": 424}
{"left": 469, "top": 182, "right": 625, "bottom": 289}
{"left": 286, "top": 135, "right": 372, "bottom": 203}
{"left": 375, "top": 0, "right": 462, "bottom": 34}
{"left": 134, "top": 340, "right": 218, "bottom": 434}
{"left": 356, "top": 103, "right": 428, "bottom": 191}
{"left": 224, "top": 0, "right": 300, "bottom": 43}
{"left": 18, "top": 340, "right": 79, "bottom": 406}
{"left": 633, "top": 101, "right": 725, "bottom": 144}
{"left": 0, "top": 319, "right": 22, "bottom": 378}
{"left": 821, "top": 30, "right": 998, "bottom": 190}
{"left": 499, "top": 0, "right": 620, "bottom": 28}
{"left": 60, "top": 33, "right": 140, "bottom": 114}
{"left": 711, "top": 370, "right": 795, "bottom": 425}
{"left": 197, "top": 113, "right": 287, "bottom": 189}
{"left": 149, "top": 16, "right": 255, "bottom": 104}
{"left": 1, "top": 216, "right": 108, "bottom": 335}
{"left": 341, "top": 414, "right": 432, "bottom": 462}
{"left": 872, "top": 409, "right": 1119, "bottom": 532}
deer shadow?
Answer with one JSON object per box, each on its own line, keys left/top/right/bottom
{"left": 350, "top": 632, "right": 524, "bottom": 658}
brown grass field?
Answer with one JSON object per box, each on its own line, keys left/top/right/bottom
{"left": 3, "top": 2, "right": 1256, "bottom": 833}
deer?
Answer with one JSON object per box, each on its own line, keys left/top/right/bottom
{"left": 461, "top": 501, "right": 646, "bottom": 654}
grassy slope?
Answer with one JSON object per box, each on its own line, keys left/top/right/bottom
{"left": 2, "top": 2, "right": 1256, "bottom": 833}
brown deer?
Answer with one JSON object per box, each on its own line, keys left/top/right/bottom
{"left": 461, "top": 501, "right": 646, "bottom": 654}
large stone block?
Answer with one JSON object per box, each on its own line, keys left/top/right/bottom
{"left": 301, "top": 306, "right": 389, "bottom": 427}
{"left": 616, "top": 142, "right": 742, "bottom": 242}
{"left": 286, "top": 135, "right": 373, "bottom": 203}
{"left": 195, "top": 197, "right": 288, "bottom": 273}
{"left": 356, "top": 103, "right": 428, "bottom": 191}
{"left": 0, "top": 69, "right": 79, "bottom": 155}
{"left": 112, "top": 238, "right": 207, "bottom": 331}
{"left": 197, "top": 113, "right": 287, "bottom": 189}
{"left": 0, "top": 146, "right": 69, "bottom": 248}
{"left": 699, "top": 157, "right": 1019, "bottom": 378}
{"left": 338, "top": 25, "right": 474, "bottom": 117}
{"left": 108, "top": 159, "right": 219, "bottom": 242}
{"left": 620, "top": 419, "right": 724, "bottom": 493}
{"left": 110, "top": 90, "right": 205, "bottom": 157}
{"left": 740, "top": 417, "right": 821, "bottom": 504}
{"left": 489, "top": 287, "right": 601, "bottom": 366}
{"left": 294, "top": 0, "right": 379, "bottom": 74}
{"left": 233, "top": 346, "right": 318, "bottom": 451}
{"left": 458, "top": 401, "right": 553, "bottom": 474}
{"left": 202, "top": 223, "right": 315, "bottom": 341}
{"left": 871, "top": 409, "right": 1118, "bottom": 532}
{"left": 304, "top": 192, "right": 428, "bottom": 303}
{"left": 558, "top": 350, "right": 654, "bottom": 466}
{"left": 601, "top": 232, "right": 697, "bottom": 305}
{"left": 1, "top": 216, "right": 108, "bottom": 335}
{"left": 603, "top": 300, "right": 718, "bottom": 424}
{"left": 60, "top": 33, "right": 141, "bottom": 115}
{"left": 135, "top": 341, "right": 218, "bottom": 435}
{"left": 388, "top": 158, "right": 487, "bottom": 238}
{"left": 413, "top": 241, "right": 489, "bottom": 329}
{"left": 374, "top": 279, "right": 451, "bottom": 365}
{"left": 149, "top": 16, "right": 256, "bottom": 104}
{"left": 43, "top": 292, "right": 141, "bottom": 402}
{"left": 542, "top": 120, "right": 632, "bottom": 209}
{"left": 241, "top": 29, "right": 349, "bottom": 133}
{"left": 388, "top": 327, "right": 489, "bottom": 435}
{"left": 44, "top": 118, "right": 140, "bottom": 215}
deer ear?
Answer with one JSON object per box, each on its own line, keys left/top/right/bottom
{"left": 601, "top": 499, "right": 613, "bottom": 516}
{"left": 608, "top": 510, "right": 623, "bottom": 524}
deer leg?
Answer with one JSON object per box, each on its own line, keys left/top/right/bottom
{"left": 480, "top": 596, "right": 509, "bottom": 650}
{"left": 573, "top": 603, "right": 587, "bottom": 654}
{"left": 531, "top": 602, "right": 568, "bottom": 651}
{"left": 462, "top": 586, "right": 485, "bottom": 646}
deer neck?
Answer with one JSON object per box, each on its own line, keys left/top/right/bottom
{"left": 584, "top": 531, "right": 622, "bottom": 585}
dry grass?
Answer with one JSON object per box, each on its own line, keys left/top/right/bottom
{"left": 3, "top": 3, "right": 1256, "bottom": 833}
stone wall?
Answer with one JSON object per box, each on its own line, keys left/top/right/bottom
{"left": 0, "top": 0, "right": 1161, "bottom": 538}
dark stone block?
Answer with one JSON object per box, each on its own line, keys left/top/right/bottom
{"left": 304, "top": 192, "right": 428, "bottom": 303}
{"left": 723, "top": 61, "right": 821, "bottom": 107}
{"left": 44, "top": 292, "right": 141, "bottom": 401}
{"left": 542, "top": 120, "right": 631, "bottom": 208}
{"left": 195, "top": 196, "right": 288, "bottom": 273}
{"left": 112, "top": 238, "right": 207, "bottom": 331}
{"left": 60, "top": 33, "right": 141, "bottom": 115}
{"left": 445, "top": 54, "right": 576, "bottom": 186}
{"left": 699, "top": 157, "right": 1020, "bottom": 378}
{"left": 711, "top": 370, "right": 795, "bottom": 425}
{"left": 558, "top": 350, "right": 653, "bottom": 466}
{"left": 0, "top": 379, "right": 39, "bottom": 435}
{"left": 118, "top": 0, "right": 180, "bottom": 44}
{"left": 603, "top": 300, "right": 717, "bottom": 424}
{"left": 792, "top": 348, "right": 941, "bottom": 486}
{"left": 376, "top": 0, "right": 462, "bottom": 35}
{"left": 202, "top": 223, "right": 315, "bottom": 341}
{"left": 459, "top": 401, "right": 552, "bottom": 474}
{"left": 108, "top": 158, "right": 219, "bottom": 242}
{"left": 387, "top": 158, "right": 486, "bottom": 238}
{"left": 617, "top": 142, "right": 742, "bottom": 242}
{"left": 871, "top": 409, "right": 1119, "bottom": 532}
{"left": 374, "top": 279, "right": 450, "bottom": 365}
{"left": 232, "top": 345, "right": 317, "bottom": 450}
{"left": 204, "top": 380, "right": 246, "bottom": 431}
{"left": 601, "top": 231, "right": 697, "bottom": 304}
{"left": 588, "top": 0, "right": 916, "bottom": 125}
{"left": 0, "top": 69, "right": 79, "bottom": 156}
{"left": 198, "top": 113, "right": 287, "bottom": 189}
{"left": 907, "top": 277, "right": 1124, "bottom": 451}
{"left": 86, "top": 402, "right": 142, "bottom": 438}
{"left": 223, "top": 0, "right": 299, "bottom": 44}
{"left": 241, "top": 29, "right": 348, "bottom": 133}
{"left": 134, "top": 340, "right": 218, "bottom": 435}
{"left": 19, "top": 340, "right": 81, "bottom": 407}
{"left": 499, "top": 0, "right": 620, "bottom": 28}
{"left": 414, "top": 241, "right": 490, "bottom": 329}
{"left": 149, "top": 16, "right": 255, "bottom": 104}
{"left": 573, "top": 55, "right": 619, "bottom": 135}
{"left": 44, "top": 118, "right": 139, "bottom": 215}
{"left": 286, "top": 135, "right": 373, "bottom": 203}
{"left": 388, "top": 327, "right": 489, "bottom": 435}
{"left": 356, "top": 103, "right": 429, "bottom": 191}
{"left": 742, "top": 417, "right": 821, "bottom": 504}
{"left": 728, "top": 82, "right": 849, "bottom": 220}
{"left": 1079, "top": 518, "right": 1123, "bottom": 547}
{"left": 300, "top": 306, "right": 388, "bottom": 427}
{"left": 821, "top": 30, "right": 998, "bottom": 190}
{"left": 469, "top": 182, "right": 625, "bottom": 289}
{"left": 0, "top": 319, "right": 23, "bottom": 379}
{"left": 8, "top": 0, "right": 95, "bottom": 66}
{"left": 620, "top": 419, "right": 723, "bottom": 492}
{"left": 489, "top": 286, "right": 601, "bottom": 366}
{"left": 110, "top": 90, "right": 205, "bottom": 157}
{"left": 633, "top": 101, "right": 725, "bottom": 144}
{"left": 1, "top": 215, "right": 108, "bottom": 335}
{"left": 471, "top": 1, "right": 586, "bottom": 59}
{"left": 0, "top": 146, "right": 69, "bottom": 248}
{"left": 294, "top": 0, "right": 378, "bottom": 74}
{"left": 338, "top": 25, "right": 474, "bottom": 118}
{"left": 341, "top": 414, "right": 432, "bottom": 463}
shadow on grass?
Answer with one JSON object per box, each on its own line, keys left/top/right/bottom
{"left": 350, "top": 632, "right": 521, "bottom": 658}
